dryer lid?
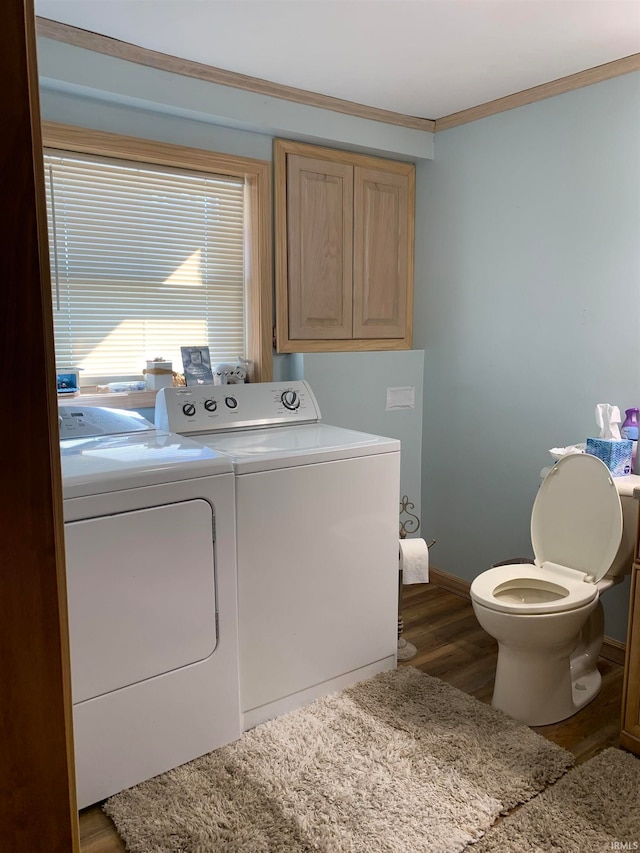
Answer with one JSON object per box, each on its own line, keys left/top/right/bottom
{"left": 531, "top": 453, "right": 623, "bottom": 583}
{"left": 59, "top": 405, "right": 155, "bottom": 438}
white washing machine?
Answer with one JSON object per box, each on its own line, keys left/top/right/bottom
{"left": 59, "top": 406, "right": 241, "bottom": 807}
{"left": 156, "top": 381, "right": 400, "bottom": 728}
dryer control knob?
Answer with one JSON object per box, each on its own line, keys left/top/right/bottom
{"left": 204, "top": 399, "right": 217, "bottom": 412}
{"left": 225, "top": 396, "right": 238, "bottom": 409}
{"left": 182, "top": 402, "right": 196, "bottom": 417}
{"left": 281, "top": 390, "right": 300, "bottom": 410}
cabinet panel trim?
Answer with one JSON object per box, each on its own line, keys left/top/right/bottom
{"left": 274, "top": 139, "right": 414, "bottom": 353}
{"left": 287, "top": 154, "right": 353, "bottom": 339}
{"left": 353, "top": 166, "right": 411, "bottom": 339}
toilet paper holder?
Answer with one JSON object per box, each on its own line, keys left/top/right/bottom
{"left": 398, "top": 494, "right": 435, "bottom": 548}
{"left": 397, "top": 495, "right": 435, "bottom": 662}
{"left": 399, "top": 494, "right": 420, "bottom": 540}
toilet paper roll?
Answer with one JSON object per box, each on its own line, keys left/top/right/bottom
{"left": 399, "top": 538, "right": 429, "bottom": 585}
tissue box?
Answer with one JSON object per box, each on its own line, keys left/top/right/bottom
{"left": 585, "top": 437, "right": 633, "bottom": 477}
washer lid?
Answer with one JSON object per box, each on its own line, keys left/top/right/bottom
{"left": 198, "top": 423, "right": 400, "bottom": 473}
{"left": 532, "top": 453, "right": 623, "bottom": 583}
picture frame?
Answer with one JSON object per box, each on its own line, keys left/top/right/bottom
{"left": 181, "top": 346, "right": 214, "bottom": 386}
{"left": 56, "top": 369, "right": 80, "bottom": 395}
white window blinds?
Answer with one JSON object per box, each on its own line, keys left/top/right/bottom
{"left": 44, "top": 149, "right": 246, "bottom": 381}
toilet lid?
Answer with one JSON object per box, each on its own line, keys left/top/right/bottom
{"left": 532, "top": 453, "right": 623, "bottom": 583}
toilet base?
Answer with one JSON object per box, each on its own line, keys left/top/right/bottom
{"left": 471, "top": 596, "right": 602, "bottom": 727}
{"left": 491, "top": 638, "right": 602, "bottom": 727}
{"left": 570, "top": 666, "right": 601, "bottom": 712}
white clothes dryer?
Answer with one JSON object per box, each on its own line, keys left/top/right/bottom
{"left": 156, "top": 381, "right": 401, "bottom": 729}
{"left": 59, "top": 406, "right": 241, "bottom": 807}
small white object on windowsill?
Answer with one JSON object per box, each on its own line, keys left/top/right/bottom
{"left": 143, "top": 359, "right": 173, "bottom": 391}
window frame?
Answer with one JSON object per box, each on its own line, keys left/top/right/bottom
{"left": 41, "top": 121, "right": 273, "bottom": 384}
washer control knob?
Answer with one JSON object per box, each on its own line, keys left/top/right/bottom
{"left": 225, "top": 396, "right": 238, "bottom": 409}
{"left": 281, "top": 390, "right": 300, "bottom": 410}
{"left": 182, "top": 402, "right": 196, "bottom": 417}
{"left": 204, "top": 399, "right": 217, "bottom": 412}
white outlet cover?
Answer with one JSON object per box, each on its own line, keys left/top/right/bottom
{"left": 386, "top": 386, "right": 415, "bottom": 411}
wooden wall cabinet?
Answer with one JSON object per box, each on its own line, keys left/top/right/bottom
{"left": 621, "top": 489, "right": 640, "bottom": 755}
{"left": 274, "top": 139, "right": 415, "bottom": 353}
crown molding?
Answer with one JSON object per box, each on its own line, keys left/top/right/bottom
{"left": 36, "top": 17, "right": 639, "bottom": 138}
{"left": 36, "top": 17, "right": 435, "bottom": 133}
{"left": 436, "top": 54, "right": 640, "bottom": 132}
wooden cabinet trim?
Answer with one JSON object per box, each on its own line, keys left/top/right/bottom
{"left": 622, "top": 566, "right": 640, "bottom": 742}
{"left": 274, "top": 138, "right": 415, "bottom": 176}
{"left": 274, "top": 139, "right": 415, "bottom": 353}
{"left": 274, "top": 139, "right": 290, "bottom": 354}
{"left": 276, "top": 337, "right": 413, "bottom": 354}
{"left": 621, "top": 500, "right": 640, "bottom": 755}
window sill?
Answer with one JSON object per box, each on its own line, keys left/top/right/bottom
{"left": 57, "top": 390, "right": 158, "bottom": 410}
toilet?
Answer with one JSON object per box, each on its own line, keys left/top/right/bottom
{"left": 470, "top": 452, "right": 635, "bottom": 727}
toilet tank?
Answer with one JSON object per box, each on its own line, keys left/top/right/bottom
{"left": 606, "top": 475, "right": 640, "bottom": 582}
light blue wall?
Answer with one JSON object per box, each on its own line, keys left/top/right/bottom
{"left": 414, "top": 72, "right": 640, "bottom": 642}
{"left": 302, "top": 352, "right": 424, "bottom": 523}
{"left": 39, "top": 86, "right": 274, "bottom": 161}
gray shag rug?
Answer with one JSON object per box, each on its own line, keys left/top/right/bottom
{"left": 471, "top": 747, "right": 640, "bottom": 853}
{"left": 104, "top": 667, "right": 573, "bottom": 852}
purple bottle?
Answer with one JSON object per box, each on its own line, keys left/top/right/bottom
{"left": 621, "top": 408, "right": 639, "bottom": 441}
{"left": 621, "top": 408, "right": 639, "bottom": 473}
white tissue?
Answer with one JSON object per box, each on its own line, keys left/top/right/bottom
{"left": 548, "top": 445, "right": 585, "bottom": 462}
{"left": 595, "top": 403, "right": 622, "bottom": 440}
{"left": 399, "top": 538, "right": 429, "bottom": 585}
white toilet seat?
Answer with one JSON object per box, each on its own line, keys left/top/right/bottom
{"left": 470, "top": 563, "right": 598, "bottom": 615}
{"left": 470, "top": 453, "right": 622, "bottom": 617}
{"left": 530, "top": 453, "right": 622, "bottom": 585}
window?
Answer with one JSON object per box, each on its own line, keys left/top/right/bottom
{"left": 41, "top": 123, "right": 272, "bottom": 384}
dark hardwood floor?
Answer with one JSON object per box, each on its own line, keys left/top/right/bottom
{"left": 78, "top": 583, "right": 625, "bottom": 852}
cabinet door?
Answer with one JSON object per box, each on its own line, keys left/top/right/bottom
{"left": 287, "top": 154, "right": 353, "bottom": 339}
{"left": 274, "top": 138, "right": 414, "bottom": 353}
{"left": 622, "top": 564, "right": 640, "bottom": 755}
{"left": 353, "top": 166, "right": 412, "bottom": 339}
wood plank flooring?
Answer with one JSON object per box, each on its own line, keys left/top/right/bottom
{"left": 401, "top": 584, "right": 624, "bottom": 765}
{"left": 78, "top": 583, "right": 625, "bottom": 852}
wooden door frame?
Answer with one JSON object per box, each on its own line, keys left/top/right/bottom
{"left": 1, "top": 0, "right": 79, "bottom": 849}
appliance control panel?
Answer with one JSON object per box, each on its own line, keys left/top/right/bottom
{"left": 155, "top": 380, "right": 322, "bottom": 434}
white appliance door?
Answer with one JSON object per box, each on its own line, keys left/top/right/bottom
{"left": 66, "top": 499, "right": 217, "bottom": 703}
{"left": 236, "top": 452, "right": 399, "bottom": 713}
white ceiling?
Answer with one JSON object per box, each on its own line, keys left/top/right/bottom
{"left": 35, "top": 0, "right": 640, "bottom": 119}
